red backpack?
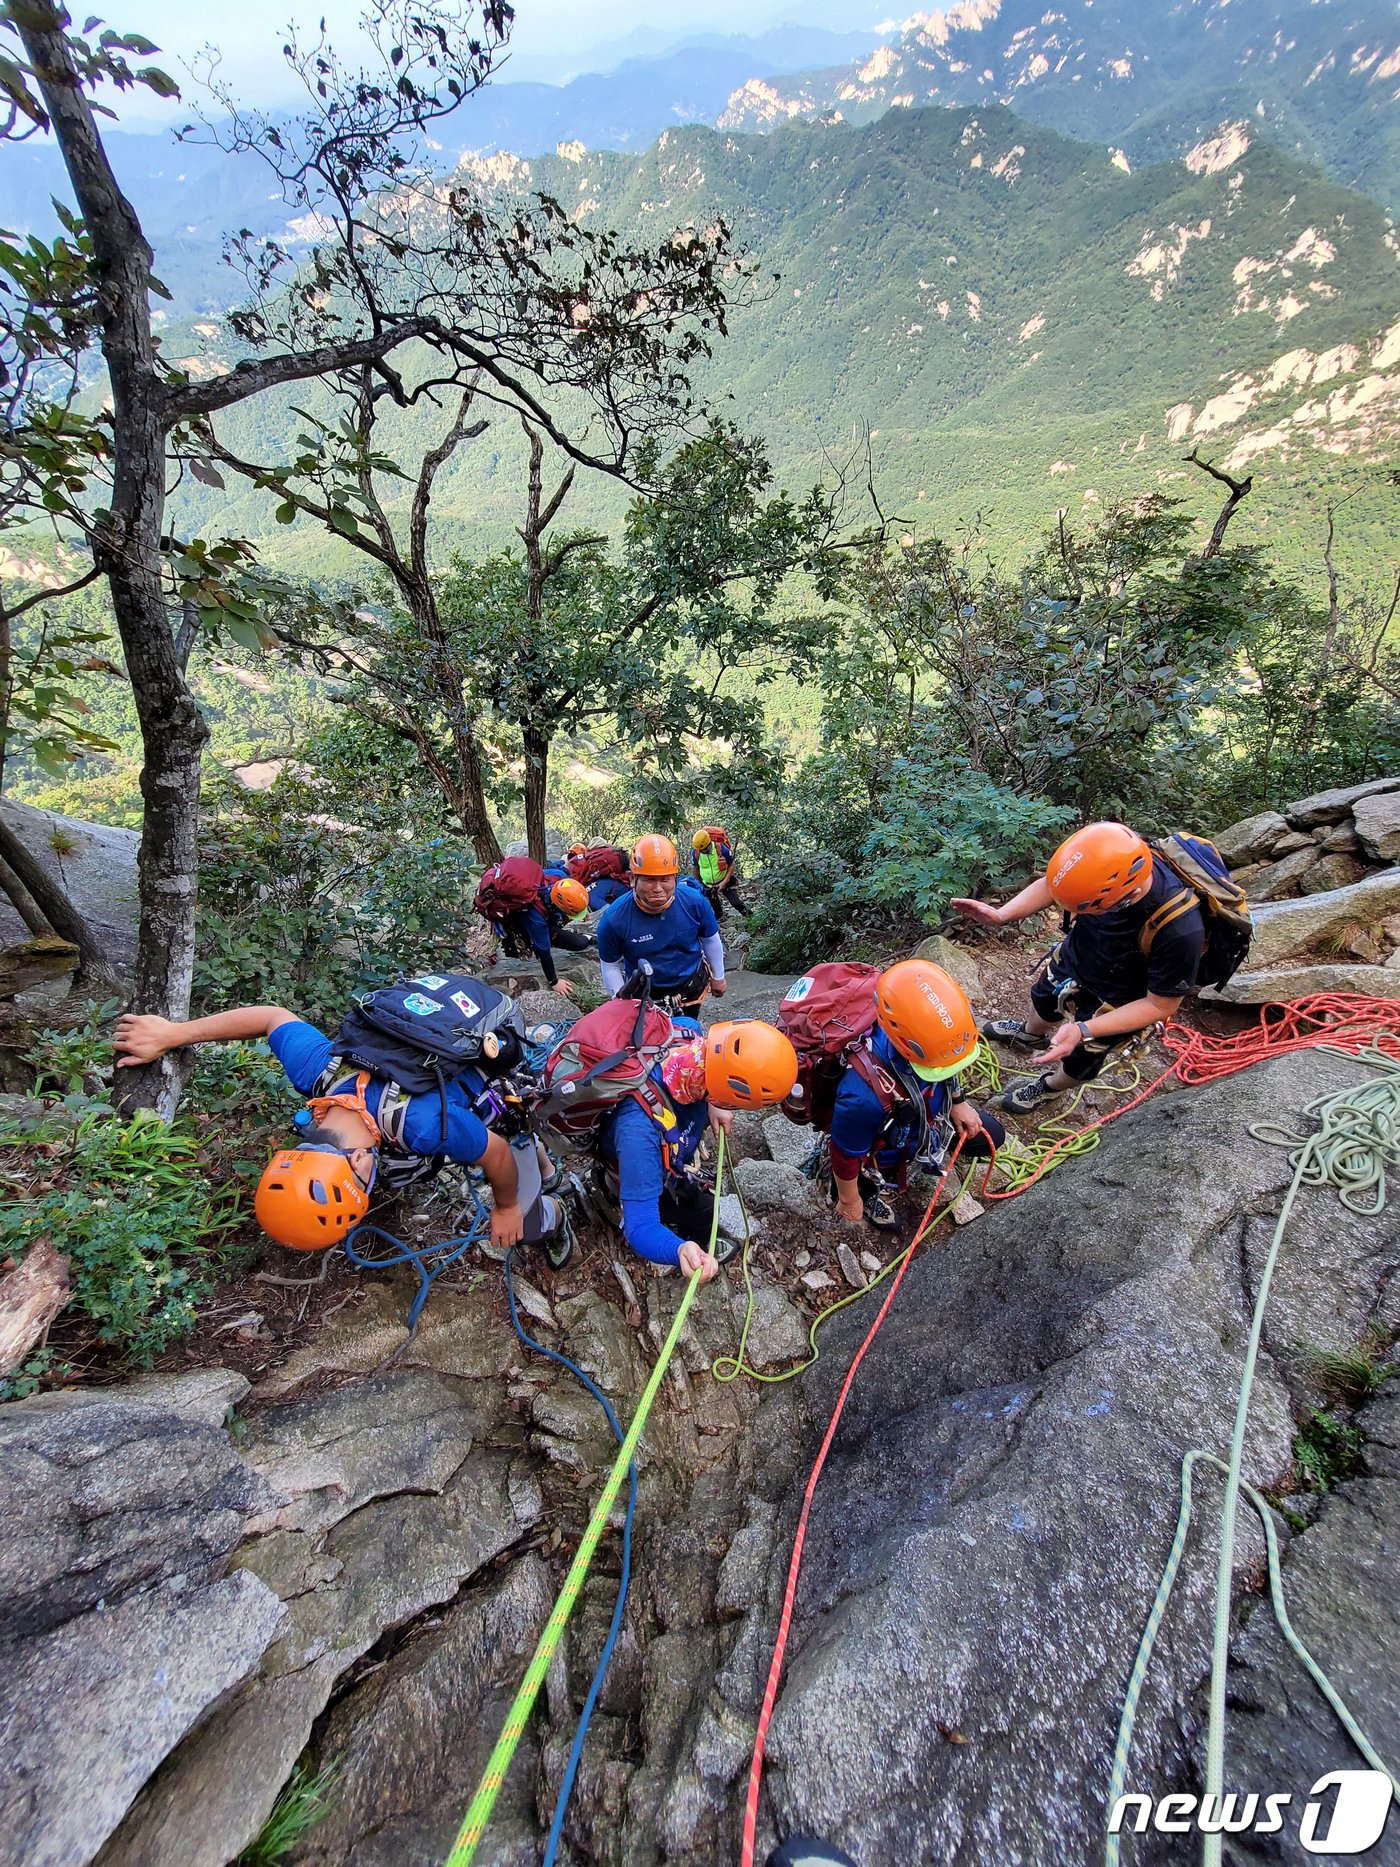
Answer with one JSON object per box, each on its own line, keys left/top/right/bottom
{"left": 533, "top": 998, "right": 679, "bottom": 1151}
{"left": 474, "top": 856, "right": 545, "bottom": 923}
{"left": 777, "top": 961, "right": 904, "bottom": 1131}
{"left": 566, "top": 845, "right": 629, "bottom": 886}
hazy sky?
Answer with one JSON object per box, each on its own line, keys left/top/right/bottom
{"left": 89, "top": 0, "right": 877, "bottom": 124}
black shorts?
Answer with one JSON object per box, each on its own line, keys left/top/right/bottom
{"left": 1029, "top": 947, "right": 1124, "bottom": 1083}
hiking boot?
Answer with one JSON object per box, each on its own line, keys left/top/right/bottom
{"left": 996, "top": 1074, "right": 1059, "bottom": 1116}
{"left": 714, "top": 1227, "right": 741, "bottom": 1267}
{"left": 981, "top": 1017, "right": 1040, "bottom": 1049}
{"left": 543, "top": 1199, "right": 576, "bottom": 1271}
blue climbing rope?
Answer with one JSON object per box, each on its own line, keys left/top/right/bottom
{"left": 345, "top": 1206, "right": 490, "bottom": 1330}
{"left": 503, "top": 1245, "right": 636, "bottom": 1867}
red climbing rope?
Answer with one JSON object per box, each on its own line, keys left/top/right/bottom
{"left": 976, "top": 992, "right": 1400, "bottom": 1203}
{"left": 739, "top": 1141, "right": 966, "bottom": 1867}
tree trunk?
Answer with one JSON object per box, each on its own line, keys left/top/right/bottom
{"left": 17, "top": 0, "right": 207, "bottom": 1115}
{"left": 0, "top": 812, "right": 110, "bottom": 971}
{"left": 0, "top": 848, "right": 53, "bottom": 939}
{"left": 522, "top": 723, "right": 549, "bottom": 864}
{"left": 0, "top": 1238, "right": 70, "bottom": 1377}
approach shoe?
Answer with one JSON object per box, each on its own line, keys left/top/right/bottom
{"left": 981, "top": 1016, "right": 1040, "bottom": 1049}
{"left": 864, "top": 1194, "right": 898, "bottom": 1230}
{"left": 996, "top": 1074, "right": 1058, "bottom": 1117}
{"left": 543, "top": 1199, "right": 576, "bottom": 1271}
{"left": 714, "top": 1226, "right": 742, "bottom": 1267}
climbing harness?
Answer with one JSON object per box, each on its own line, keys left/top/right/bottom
{"left": 740, "top": 1140, "right": 969, "bottom": 1867}
{"left": 1106, "top": 1041, "right": 1400, "bottom": 1865}
{"left": 442, "top": 1133, "right": 727, "bottom": 1867}
{"left": 502, "top": 1246, "right": 636, "bottom": 1867}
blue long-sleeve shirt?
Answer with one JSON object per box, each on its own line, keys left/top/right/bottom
{"left": 599, "top": 1091, "right": 709, "bottom": 1265}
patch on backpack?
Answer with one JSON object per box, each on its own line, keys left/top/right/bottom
{"left": 450, "top": 990, "right": 480, "bottom": 1018}
{"left": 412, "top": 974, "right": 449, "bottom": 990}
{"left": 402, "top": 992, "right": 443, "bottom": 1016}
{"left": 784, "top": 975, "right": 814, "bottom": 1001}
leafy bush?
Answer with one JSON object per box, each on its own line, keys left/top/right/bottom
{"left": 745, "top": 740, "right": 1070, "bottom": 971}
{"left": 195, "top": 775, "right": 481, "bottom": 1028}
{"left": 1293, "top": 1408, "right": 1364, "bottom": 1494}
{"left": 0, "top": 1104, "right": 241, "bottom": 1389}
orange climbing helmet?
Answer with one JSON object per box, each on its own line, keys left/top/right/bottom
{"left": 1045, "top": 821, "right": 1152, "bottom": 914}
{"left": 704, "top": 1020, "right": 799, "bottom": 1109}
{"left": 632, "top": 833, "right": 680, "bottom": 877}
{"left": 550, "top": 877, "right": 589, "bottom": 918}
{"left": 874, "top": 959, "right": 979, "bottom": 1083}
{"left": 254, "top": 1143, "right": 371, "bottom": 1251}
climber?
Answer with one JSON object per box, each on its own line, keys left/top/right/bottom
{"left": 691, "top": 825, "right": 750, "bottom": 919}
{"left": 596, "top": 833, "right": 727, "bottom": 1016}
{"left": 952, "top": 820, "right": 1204, "bottom": 1115}
{"left": 490, "top": 870, "right": 593, "bottom": 998}
{"left": 112, "top": 987, "right": 577, "bottom": 1267}
{"left": 829, "top": 958, "right": 1004, "bottom": 1228}
{"left": 597, "top": 1017, "right": 798, "bottom": 1281}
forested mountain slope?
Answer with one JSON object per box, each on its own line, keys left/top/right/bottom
{"left": 180, "top": 103, "right": 1400, "bottom": 579}
{"left": 721, "top": 0, "right": 1400, "bottom": 217}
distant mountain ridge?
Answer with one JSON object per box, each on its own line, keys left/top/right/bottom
{"left": 719, "top": 0, "right": 1400, "bottom": 214}
{"left": 170, "top": 103, "right": 1400, "bottom": 585}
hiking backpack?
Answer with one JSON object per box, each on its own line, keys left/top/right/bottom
{"left": 776, "top": 962, "right": 907, "bottom": 1132}
{"left": 321, "top": 974, "right": 526, "bottom": 1183}
{"left": 566, "top": 845, "right": 629, "bottom": 886}
{"left": 532, "top": 997, "right": 679, "bottom": 1154}
{"left": 474, "top": 856, "right": 546, "bottom": 923}
{"left": 1141, "top": 833, "right": 1254, "bottom": 991}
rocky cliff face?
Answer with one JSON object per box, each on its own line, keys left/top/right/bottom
{"left": 2, "top": 1051, "right": 1397, "bottom": 1866}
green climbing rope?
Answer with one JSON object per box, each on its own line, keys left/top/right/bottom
{"left": 711, "top": 1157, "right": 976, "bottom": 1387}
{"left": 1107, "top": 1048, "right": 1400, "bottom": 1867}
{"left": 442, "top": 1134, "right": 726, "bottom": 1867}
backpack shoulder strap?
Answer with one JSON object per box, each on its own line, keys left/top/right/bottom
{"left": 848, "top": 1041, "right": 907, "bottom": 1115}
{"left": 1139, "top": 887, "right": 1197, "bottom": 958}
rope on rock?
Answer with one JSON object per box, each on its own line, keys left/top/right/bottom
{"left": 502, "top": 1246, "right": 636, "bottom": 1867}
{"left": 442, "top": 1134, "right": 725, "bottom": 1867}
{"left": 1105, "top": 1047, "right": 1400, "bottom": 1867}
{"left": 739, "top": 1139, "right": 968, "bottom": 1867}
{"left": 712, "top": 1158, "right": 978, "bottom": 1388}
{"left": 977, "top": 992, "right": 1400, "bottom": 1204}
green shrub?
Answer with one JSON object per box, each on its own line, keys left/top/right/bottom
{"left": 194, "top": 775, "right": 481, "bottom": 1029}
{"left": 0, "top": 1105, "right": 241, "bottom": 1388}
{"left": 1293, "top": 1409, "right": 1364, "bottom": 1494}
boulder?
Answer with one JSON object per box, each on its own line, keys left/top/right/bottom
{"left": 0, "top": 1571, "right": 286, "bottom": 1867}
{"left": 1285, "top": 774, "right": 1400, "bottom": 830}
{"left": 762, "top": 1112, "right": 821, "bottom": 1171}
{"left": 1353, "top": 790, "right": 1400, "bottom": 863}
{"left": 1215, "top": 808, "right": 1288, "bottom": 867}
{"left": 1297, "top": 851, "right": 1367, "bottom": 895}
{"left": 1319, "top": 822, "right": 1362, "bottom": 854}
{"left": 1268, "top": 829, "right": 1317, "bottom": 857}
{"left": 1244, "top": 869, "right": 1400, "bottom": 969}
{"left": 503, "top": 826, "right": 569, "bottom": 863}
{"left": 0, "top": 1371, "right": 265, "bottom": 1642}
{"left": 913, "top": 934, "right": 983, "bottom": 996}
{"left": 1206, "top": 962, "right": 1395, "bottom": 1005}
{"left": 1246, "top": 844, "right": 1323, "bottom": 901}
{"left": 740, "top": 1052, "right": 1384, "bottom": 1866}
{"left": 237, "top": 1367, "right": 477, "bottom": 1534}
{"left": 733, "top": 1279, "right": 810, "bottom": 1372}
{"left": 0, "top": 798, "right": 140, "bottom": 967}
{"left": 733, "top": 1157, "right": 824, "bottom": 1218}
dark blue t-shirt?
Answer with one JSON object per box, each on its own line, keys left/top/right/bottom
{"left": 588, "top": 876, "right": 631, "bottom": 911}
{"left": 268, "top": 1019, "right": 491, "bottom": 1165}
{"left": 596, "top": 887, "right": 719, "bottom": 991}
